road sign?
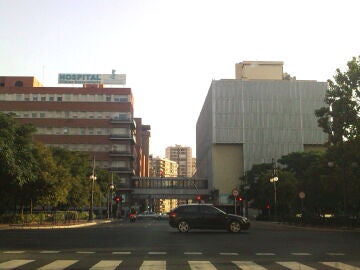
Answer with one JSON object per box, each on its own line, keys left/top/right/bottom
{"left": 232, "top": 189, "right": 239, "bottom": 197}
{"left": 299, "top": 192, "right": 306, "bottom": 199}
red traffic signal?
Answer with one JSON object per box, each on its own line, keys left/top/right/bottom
{"left": 114, "top": 196, "right": 121, "bottom": 203}
{"left": 196, "top": 195, "right": 201, "bottom": 201}
{"left": 236, "top": 196, "right": 243, "bottom": 201}
{"left": 266, "top": 204, "right": 270, "bottom": 209}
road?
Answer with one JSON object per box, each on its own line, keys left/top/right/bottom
{"left": 0, "top": 219, "right": 359, "bottom": 269}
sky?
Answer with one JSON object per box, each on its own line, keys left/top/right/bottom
{"left": 0, "top": 0, "right": 359, "bottom": 157}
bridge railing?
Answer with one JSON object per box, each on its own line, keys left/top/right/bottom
{"left": 132, "top": 177, "right": 208, "bottom": 190}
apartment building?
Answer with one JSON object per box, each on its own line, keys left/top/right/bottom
{"left": 149, "top": 156, "right": 178, "bottom": 177}
{"left": 165, "top": 145, "right": 193, "bottom": 177}
{"left": 196, "top": 61, "right": 327, "bottom": 203}
{"left": 0, "top": 76, "right": 150, "bottom": 195}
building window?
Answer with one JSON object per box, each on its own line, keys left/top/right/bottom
{"left": 40, "top": 113, "right": 46, "bottom": 118}
{"left": 49, "top": 96, "right": 54, "bottom": 101}
{"left": 14, "top": 81, "right": 23, "bottom": 87}
{"left": 32, "top": 95, "right": 38, "bottom": 101}
{"left": 64, "top": 94, "right": 71, "bottom": 101}
{"left": 114, "top": 95, "right": 128, "bottom": 102}
{"left": 41, "top": 96, "right": 46, "bottom": 101}
{"left": 32, "top": 113, "right": 37, "bottom": 118}
{"left": 57, "top": 96, "right": 62, "bottom": 102}
{"left": 24, "top": 95, "right": 30, "bottom": 101}
{"left": 80, "top": 128, "right": 86, "bottom": 135}
{"left": 106, "top": 95, "right": 111, "bottom": 102}
{"left": 16, "top": 94, "right": 22, "bottom": 101}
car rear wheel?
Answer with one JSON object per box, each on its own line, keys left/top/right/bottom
{"left": 229, "top": 220, "right": 241, "bottom": 233}
{"left": 178, "top": 220, "right": 190, "bottom": 232}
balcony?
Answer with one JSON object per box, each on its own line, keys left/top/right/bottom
{"left": 110, "top": 118, "right": 136, "bottom": 128}
{"left": 108, "top": 134, "right": 136, "bottom": 144}
{"left": 109, "top": 167, "right": 135, "bottom": 175}
{"left": 109, "top": 150, "right": 135, "bottom": 159}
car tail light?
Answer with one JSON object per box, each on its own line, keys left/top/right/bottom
{"left": 169, "top": 212, "right": 177, "bottom": 218}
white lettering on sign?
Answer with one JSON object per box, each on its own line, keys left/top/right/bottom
{"left": 58, "top": 73, "right": 126, "bottom": 85}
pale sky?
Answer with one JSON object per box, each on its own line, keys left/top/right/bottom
{"left": 0, "top": 0, "right": 359, "bottom": 157}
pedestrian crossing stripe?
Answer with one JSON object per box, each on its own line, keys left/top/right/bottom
{"left": 321, "top": 262, "right": 360, "bottom": 270}
{"left": 0, "top": 259, "right": 360, "bottom": 270}
{"left": 139, "top": 260, "right": 166, "bottom": 270}
{"left": 37, "top": 260, "right": 78, "bottom": 270}
{"left": 89, "top": 260, "right": 122, "bottom": 270}
{"left": 277, "top": 261, "right": 316, "bottom": 270}
{"left": 0, "top": 260, "right": 34, "bottom": 269}
{"left": 188, "top": 261, "right": 217, "bottom": 270}
{"left": 232, "top": 261, "right": 267, "bottom": 270}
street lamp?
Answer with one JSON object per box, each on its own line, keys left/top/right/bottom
{"left": 88, "top": 156, "right": 97, "bottom": 221}
{"left": 269, "top": 176, "right": 279, "bottom": 219}
{"left": 107, "top": 174, "right": 115, "bottom": 219}
{"left": 269, "top": 158, "right": 279, "bottom": 220}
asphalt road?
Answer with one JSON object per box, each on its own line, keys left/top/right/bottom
{"left": 0, "top": 219, "right": 359, "bottom": 269}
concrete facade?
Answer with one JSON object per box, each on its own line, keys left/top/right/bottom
{"left": 235, "top": 61, "right": 284, "bottom": 80}
{"left": 196, "top": 62, "right": 327, "bottom": 203}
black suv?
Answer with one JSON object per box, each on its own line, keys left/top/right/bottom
{"left": 168, "top": 204, "right": 250, "bottom": 233}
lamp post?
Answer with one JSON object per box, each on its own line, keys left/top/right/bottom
{"left": 269, "top": 158, "right": 279, "bottom": 220}
{"left": 88, "top": 156, "right": 96, "bottom": 221}
{"left": 107, "top": 174, "right": 115, "bottom": 219}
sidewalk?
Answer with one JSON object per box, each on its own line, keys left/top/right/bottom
{"left": 0, "top": 219, "right": 114, "bottom": 230}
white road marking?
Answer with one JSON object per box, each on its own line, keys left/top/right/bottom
{"left": 112, "top": 251, "right": 131, "bottom": 255}
{"left": 139, "top": 260, "right": 166, "bottom": 270}
{"left": 277, "top": 261, "right": 316, "bottom": 270}
{"left": 220, "top": 252, "right": 239, "bottom": 255}
{"left": 326, "top": 252, "right": 345, "bottom": 256}
{"left": 3, "top": 251, "right": 25, "bottom": 254}
{"left": 37, "top": 260, "right": 78, "bottom": 270}
{"left": 40, "top": 250, "right": 60, "bottom": 254}
{"left": 290, "top": 252, "right": 311, "bottom": 256}
{"left": 255, "top": 252, "right": 275, "bottom": 256}
{"left": 321, "top": 262, "right": 360, "bottom": 270}
{"left": 188, "top": 261, "right": 217, "bottom": 270}
{"left": 76, "top": 251, "right": 95, "bottom": 254}
{"left": 232, "top": 261, "right": 268, "bottom": 270}
{"left": 0, "top": 260, "right": 34, "bottom": 269}
{"left": 184, "top": 252, "right": 203, "bottom": 255}
{"left": 148, "top": 251, "right": 167, "bottom": 255}
{"left": 89, "top": 260, "right": 122, "bottom": 270}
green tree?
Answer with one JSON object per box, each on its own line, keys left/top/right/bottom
{"left": 50, "top": 147, "right": 92, "bottom": 209}
{"left": 0, "top": 113, "right": 37, "bottom": 211}
{"left": 315, "top": 56, "right": 360, "bottom": 144}
{"left": 25, "top": 143, "right": 71, "bottom": 209}
{"left": 246, "top": 162, "right": 298, "bottom": 218}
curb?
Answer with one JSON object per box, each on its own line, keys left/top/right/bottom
{"left": 0, "top": 219, "right": 114, "bottom": 230}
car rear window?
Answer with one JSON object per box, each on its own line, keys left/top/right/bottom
{"left": 175, "top": 205, "right": 198, "bottom": 213}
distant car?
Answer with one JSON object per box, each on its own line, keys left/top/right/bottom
{"left": 168, "top": 204, "right": 250, "bottom": 233}
{"left": 158, "top": 212, "right": 169, "bottom": 219}
{"left": 136, "top": 211, "right": 161, "bottom": 220}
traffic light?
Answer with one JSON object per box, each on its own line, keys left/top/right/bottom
{"left": 114, "top": 196, "right": 121, "bottom": 203}
{"left": 266, "top": 204, "right": 270, "bottom": 209}
{"left": 236, "top": 196, "right": 243, "bottom": 201}
{"left": 196, "top": 195, "right": 201, "bottom": 201}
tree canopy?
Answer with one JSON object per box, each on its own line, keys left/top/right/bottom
{"left": 315, "top": 56, "right": 360, "bottom": 144}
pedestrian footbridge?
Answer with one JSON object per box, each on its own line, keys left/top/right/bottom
{"left": 130, "top": 177, "right": 209, "bottom": 199}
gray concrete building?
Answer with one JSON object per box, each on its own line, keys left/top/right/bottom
{"left": 196, "top": 61, "right": 327, "bottom": 203}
